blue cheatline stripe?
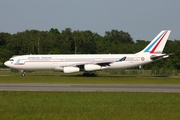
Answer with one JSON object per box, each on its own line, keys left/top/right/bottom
{"left": 144, "top": 31, "right": 165, "bottom": 52}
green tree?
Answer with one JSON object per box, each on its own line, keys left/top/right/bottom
{"left": 104, "top": 30, "right": 134, "bottom": 53}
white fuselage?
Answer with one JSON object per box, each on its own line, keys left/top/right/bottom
{"left": 4, "top": 54, "right": 152, "bottom": 73}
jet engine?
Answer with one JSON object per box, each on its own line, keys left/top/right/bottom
{"left": 63, "top": 66, "right": 80, "bottom": 73}
{"left": 84, "top": 64, "right": 107, "bottom": 71}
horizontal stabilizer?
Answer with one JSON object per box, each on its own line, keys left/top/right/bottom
{"left": 150, "top": 53, "right": 173, "bottom": 60}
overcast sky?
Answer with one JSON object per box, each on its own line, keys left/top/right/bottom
{"left": 1, "top": 0, "right": 180, "bottom": 40}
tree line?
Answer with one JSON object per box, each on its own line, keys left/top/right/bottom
{"left": 0, "top": 28, "right": 180, "bottom": 70}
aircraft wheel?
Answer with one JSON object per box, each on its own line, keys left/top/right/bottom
{"left": 22, "top": 73, "right": 25, "bottom": 76}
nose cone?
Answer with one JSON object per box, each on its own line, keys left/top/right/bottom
{"left": 4, "top": 61, "right": 10, "bottom": 67}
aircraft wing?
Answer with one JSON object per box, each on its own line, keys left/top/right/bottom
{"left": 63, "top": 56, "right": 127, "bottom": 67}
{"left": 64, "top": 61, "right": 114, "bottom": 68}
{"left": 56, "top": 57, "right": 127, "bottom": 73}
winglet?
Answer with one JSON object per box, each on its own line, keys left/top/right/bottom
{"left": 137, "top": 30, "right": 171, "bottom": 54}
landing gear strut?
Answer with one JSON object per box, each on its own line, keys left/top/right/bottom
{"left": 21, "top": 70, "right": 25, "bottom": 76}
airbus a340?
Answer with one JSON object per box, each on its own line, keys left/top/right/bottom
{"left": 4, "top": 30, "right": 171, "bottom": 76}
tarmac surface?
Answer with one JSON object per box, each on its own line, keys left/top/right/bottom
{"left": 0, "top": 83, "right": 180, "bottom": 93}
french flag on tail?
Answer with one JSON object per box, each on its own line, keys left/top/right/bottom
{"left": 137, "top": 30, "right": 171, "bottom": 54}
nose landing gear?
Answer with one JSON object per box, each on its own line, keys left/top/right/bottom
{"left": 21, "top": 70, "right": 25, "bottom": 76}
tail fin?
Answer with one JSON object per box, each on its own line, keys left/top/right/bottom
{"left": 137, "top": 30, "right": 171, "bottom": 54}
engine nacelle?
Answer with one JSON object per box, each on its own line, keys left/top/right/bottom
{"left": 84, "top": 64, "right": 106, "bottom": 71}
{"left": 63, "top": 66, "right": 80, "bottom": 73}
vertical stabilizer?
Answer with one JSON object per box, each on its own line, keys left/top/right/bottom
{"left": 137, "top": 30, "right": 171, "bottom": 54}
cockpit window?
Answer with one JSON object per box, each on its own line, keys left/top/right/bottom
{"left": 9, "top": 59, "right": 14, "bottom": 61}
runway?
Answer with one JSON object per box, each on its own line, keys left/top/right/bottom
{"left": 0, "top": 83, "right": 180, "bottom": 93}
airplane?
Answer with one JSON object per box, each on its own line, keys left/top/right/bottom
{"left": 4, "top": 30, "right": 171, "bottom": 76}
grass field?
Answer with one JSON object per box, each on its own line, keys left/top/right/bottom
{"left": 0, "top": 70, "right": 180, "bottom": 84}
{"left": 0, "top": 71, "right": 180, "bottom": 119}
{"left": 0, "top": 92, "right": 180, "bottom": 120}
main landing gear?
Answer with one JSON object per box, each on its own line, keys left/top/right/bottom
{"left": 21, "top": 70, "right": 25, "bottom": 76}
{"left": 83, "top": 72, "right": 96, "bottom": 77}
